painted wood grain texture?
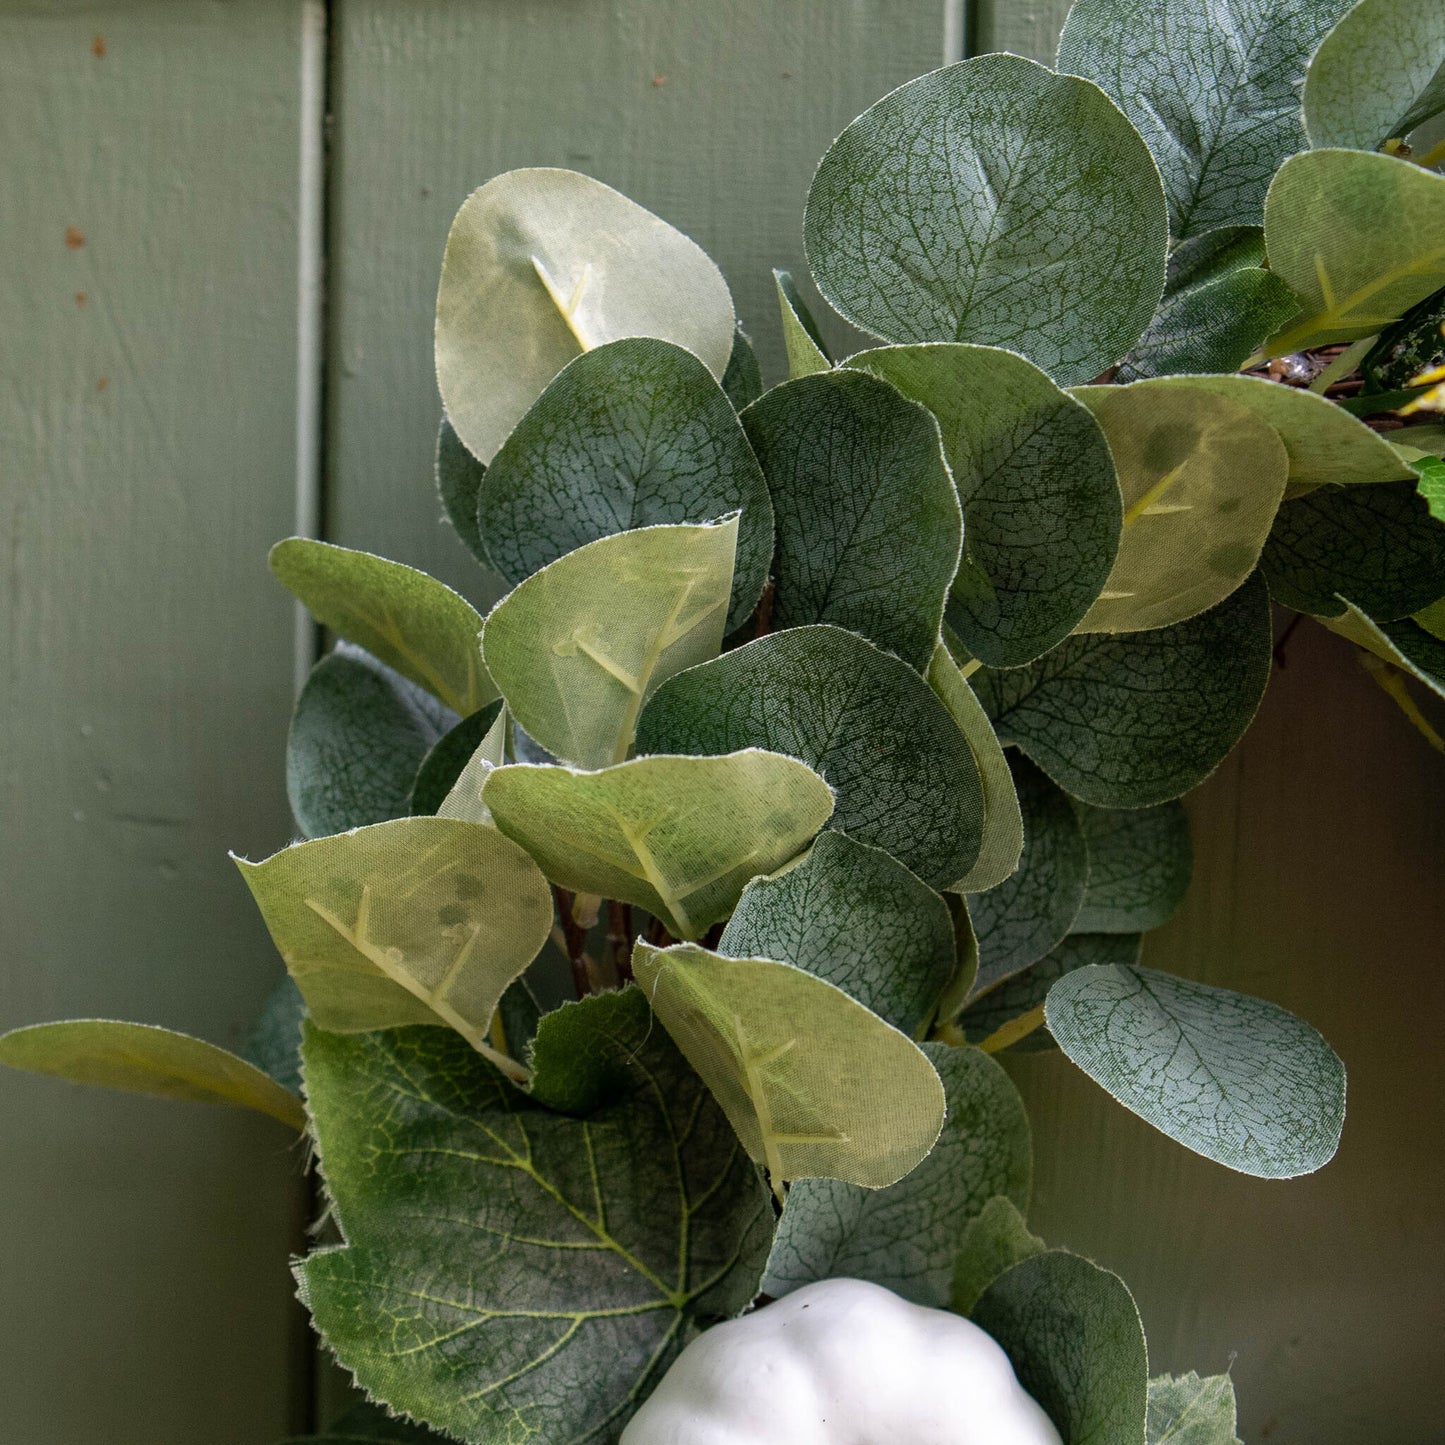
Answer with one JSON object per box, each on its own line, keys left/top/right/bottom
{"left": 0, "top": 3, "right": 311, "bottom": 1440}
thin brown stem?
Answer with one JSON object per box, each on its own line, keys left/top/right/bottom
{"left": 553, "top": 885, "right": 592, "bottom": 998}
{"left": 608, "top": 899, "right": 636, "bottom": 983}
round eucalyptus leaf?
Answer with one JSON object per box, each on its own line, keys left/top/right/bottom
{"left": 805, "top": 56, "right": 1166, "bottom": 384}
{"left": 1074, "top": 801, "right": 1192, "bottom": 934}
{"left": 436, "top": 168, "right": 735, "bottom": 464}
{"left": 435, "top": 416, "right": 488, "bottom": 566}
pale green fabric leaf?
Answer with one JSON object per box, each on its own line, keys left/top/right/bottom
{"left": 806, "top": 56, "right": 1166, "bottom": 383}
{"left": 973, "top": 1251, "right": 1149, "bottom": 1445}
{"left": 0, "top": 1020, "right": 304, "bottom": 1130}
{"left": 483, "top": 751, "right": 834, "bottom": 940}
{"left": 740, "top": 368, "right": 961, "bottom": 669}
{"left": 235, "top": 818, "right": 553, "bottom": 1060}
{"left": 632, "top": 941, "right": 945, "bottom": 1188}
{"left": 1072, "top": 383, "right": 1289, "bottom": 632}
{"left": 974, "top": 573, "right": 1273, "bottom": 807}
{"left": 288, "top": 644, "right": 453, "bottom": 838}
{"left": 1304, "top": 0, "right": 1445, "bottom": 150}
{"left": 761, "top": 1044, "right": 1030, "bottom": 1307}
{"left": 270, "top": 538, "right": 494, "bottom": 716}
{"left": 1147, "top": 1371, "right": 1243, "bottom": 1445}
{"left": 1074, "top": 802, "right": 1192, "bottom": 934}
{"left": 967, "top": 754, "right": 1088, "bottom": 996}
{"left": 297, "top": 992, "right": 773, "bottom": 1445}
{"left": 721, "top": 323, "right": 764, "bottom": 411}
{"left": 477, "top": 339, "right": 772, "bottom": 632}
{"left": 435, "top": 416, "right": 488, "bottom": 566}
{"left": 482, "top": 520, "right": 737, "bottom": 770}
{"left": 1263, "top": 150, "right": 1445, "bottom": 355}
{"left": 1047, "top": 963, "right": 1346, "bottom": 1176}
{"left": 1322, "top": 601, "right": 1445, "bottom": 699}
{"left": 434, "top": 705, "right": 509, "bottom": 825}
{"left": 635, "top": 625, "right": 984, "bottom": 888}
{"left": 1059, "top": 0, "right": 1353, "bottom": 237}
{"left": 774, "top": 269, "right": 831, "bottom": 378}
{"left": 435, "top": 167, "right": 735, "bottom": 465}
{"left": 849, "top": 344, "right": 1121, "bottom": 667}
{"left": 719, "top": 830, "right": 954, "bottom": 1037}
{"left": 950, "top": 1196, "right": 1046, "bottom": 1316}
{"left": 1416, "top": 594, "right": 1445, "bottom": 640}
{"left": 928, "top": 644, "right": 1024, "bottom": 893}
{"left": 408, "top": 702, "right": 504, "bottom": 818}
{"left": 934, "top": 893, "right": 981, "bottom": 1028}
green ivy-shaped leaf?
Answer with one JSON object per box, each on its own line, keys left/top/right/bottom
{"left": 773, "top": 269, "right": 831, "bottom": 379}
{"left": 1147, "top": 1371, "right": 1243, "bottom": 1445}
{"left": 1074, "top": 801, "right": 1192, "bottom": 934}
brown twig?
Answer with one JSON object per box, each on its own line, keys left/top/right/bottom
{"left": 1273, "top": 611, "right": 1305, "bottom": 669}
{"left": 752, "top": 577, "right": 775, "bottom": 640}
{"left": 553, "top": 885, "right": 592, "bottom": 998}
{"left": 608, "top": 899, "right": 635, "bottom": 983}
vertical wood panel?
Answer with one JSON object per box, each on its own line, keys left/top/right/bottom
{"left": 0, "top": 3, "right": 312, "bottom": 1438}
{"left": 974, "top": 0, "right": 1070, "bottom": 61}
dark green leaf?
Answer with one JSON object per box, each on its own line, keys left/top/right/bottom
{"left": 435, "top": 416, "right": 488, "bottom": 566}
{"left": 243, "top": 975, "right": 308, "bottom": 1093}
{"left": 773, "top": 268, "right": 831, "bottom": 378}
{"left": 1046, "top": 964, "right": 1346, "bottom": 1176}
{"left": 297, "top": 992, "right": 773, "bottom": 1444}
{"left": 1074, "top": 802, "right": 1192, "bottom": 934}
{"left": 721, "top": 323, "right": 764, "bottom": 411}
{"left": 407, "top": 700, "right": 505, "bottom": 816}
{"left": 636, "top": 625, "right": 985, "bottom": 888}
{"left": 805, "top": 56, "right": 1166, "bottom": 383}
{"left": 1147, "top": 1371, "right": 1243, "bottom": 1445}
{"left": 973, "top": 573, "right": 1273, "bottom": 807}
{"left": 1362, "top": 286, "right": 1445, "bottom": 392}
{"left": 719, "top": 830, "right": 955, "bottom": 1036}
{"left": 949, "top": 1196, "right": 1045, "bottom": 1316}
{"left": 740, "top": 368, "right": 960, "bottom": 670}
{"left": 1325, "top": 602, "right": 1445, "bottom": 700}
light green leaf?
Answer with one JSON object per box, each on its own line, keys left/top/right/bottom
{"left": 934, "top": 893, "right": 981, "bottom": 1028}
{"left": 1071, "top": 382, "right": 1289, "bottom": 632}
{"left": 481, "top": 520, "right": 737, "bottom": 770}
{"left": 949, "top": 1196, "right": 1046, "bottom": 1316}
{"left": 740, "top": 368, "right": 960, "bottom": 670}
{"left": 1416, "top": 593, "right": 1445, "bottom": 640}
{"left": 721, "top": 323, "right": 764, "bottom": 411}
{"left": 849, "top": 344, "right": 1122, "bottom": 667}
{"left": 234, "top": 817, "right": 552, "bottom": 1069}
{"left": 1075, "top": 802, "right": 1192, "bottom": 934}
{"left": 635, "top": 625, "right": 984, "bottom": 888}
{"left": 719, "top": 830, "right": 955, "bottom": 1037}
{"left": 1147, "top": 1371, "right": 1243, "bottom": 1445}
{"left": 435, "top": 167, "right": 735, "bottom": 465}
{"left": 270, "top": 538, "right": 495, "bottom": 716}
{"left": 974, "top": 572, "right": 1273, "bottom": 807}
{"left": 477, "top": 339, "right": 772, "bottom": 633}
{"left": 0, "top": 1020, "right": 304, "bottom": 1130}
{"left": 1263, "top": 150, "right": 1445, "bottom": 356}
{"left": 632, "top": 941, "right": 945, "bottom": 1189}
{"left": 434, "top": 705, "right": 509, "bottom": 825}
{"left": 435, "top": 416, "right": 488, "bottom": 566}
{"left": 967, "top": 754, "right": 1088, "bottom": 996}
{"left": 1262, "top": 482, "right": 1445, "bottom": 619}
{"left": 973, "top": 1250, "right": 1149, "bottom": 1445}
{"left": 483, "top": 751, "right": 834, "bottom": 940}
{"left": 1059, "top": 0, "right": 1353, "bottom": 237}
{"left": 287, "top": 644, "right": 453, "bottom": 839}
{"left": 297, "top": 992, "right": 773, "bottom": 1445}
{"left": 1304, "top": 0, "right": 1445, "bottom": 150}
{"left": 928, "top": 644, "right": 1024, "bottom": 893}
{"left": 1323, "top": 601, "right": 1445, "bottom": 699}
{"left": 408, "top": 700, "right": 506, "bottom": 816}
{"left": 773, "top": 269, "right": 831, "bottom": 378}
{"left": 805, "top": 56, "right": 1166, "bottom": 383}
{"left": 1046, "top": 963, "right": 1346, "bottom": 1176}
{"left": 761, "top": 1044, "right": 1030, "bottom": 1307}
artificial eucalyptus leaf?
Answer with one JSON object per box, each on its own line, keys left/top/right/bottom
{"left": 1263, "top": 150, "right": 1445, "bottom": 356}
{"left": 805, "top": 56, "right": 1166, "bottom": 383}
{"left": 761, "top": 1044, "right": 1030, "bottom": 1308}
{"left": 242, "top": 974, "right": 308, "bottom": 1092}
{"left": 477, "top": 339, "right": 772, "bottom": 632}
{"left": 1058, "top": 0, "right": 1352, "bottom": 237}
{"left": 0, "top": 1020, "right": 304, "bottom": 1130}
{"left": 635, "top": 625, "right": 984, "bottom": 889}
{"left": 433, "top": 705, "right": 509, "bottom": 825}
{"left": 1363, "top": 287, "right": 1445, "bottom": 393}
{"left": 934, "top": 893, "right": 981, "bottom": 1028}
{"left": 1046, "top": 963, "right": 1346, "bottom": 1177}
{"left": 408, "top": 699, "right": 505, "bottom": 816}
{"left": 1417, "top": 594, "right": 1445, "bottom": 640}
{"left": 288, "top": 644, "right": 454, "bottom": 839}
{"left": 972, "top": 1250, "right": 1149, "bottom": 1445}
{"left": 435, "top": 168, "right": 735, "bottom": 465}
{"left": 721, "top": 323, "right": 764, "bottom": 411}
{"left": 1147, "top": 1371, "right": 1243, "bottom": 1445}
{"left": 483, "top": 751, "right": 834, "bottom": 940}
{"left": 297, "top": 993, "right": 773, "bottom": 1445}
{"left": 974, "top": 572, "right": 1273, "bottom": 808}
{"left": 1074, "top": 801, "right": 1192, "bottom": 934}
{"left": 632, "top": 941, "right": 945, "bottom": 1189}
{"left": 1303, "top": 0, "right": 1445, "bottom": 151}
{"left": 719, "top": 830, "right": 955, "bottom": 1037}
{"left": 482, "top": 519, "right": 737, "bottom": 770}
{"left": 1261, "top": 482, "right": 1445, "bottom": 620}
{"left": 234, "top": 818, "right": 553, "bottom": 1062}
{"left": 284, "top": 1400, "right": 448, "bottom": 1443}
{"left": 740, "top": 368, "right": 961, "bottom": 669}
{"left": 849, "top": 345, "right": 1121, "bottom": 667}
{"left": 270, "top": 538, "right": 494, "bottom": 716}
{"left": 435, "top": 416, "right": 488, "bottom": 566}
{"left": 949, "top": 1196, "right": 1045, "bottom": 1316}
{"left": 1072, "top": 382, "right": 1289, "bottom": 632}
{"left": 966, "top": 754, "right": 1089, "bottom": 997}
{"left": 1323, "top": 602, "right": 1445, "bottom": 699}
{"left": 927, "top": 644, "right": 1024, "bottom": 894}
{"left": 774, "top": 269, "right": 831, "bottom": 378}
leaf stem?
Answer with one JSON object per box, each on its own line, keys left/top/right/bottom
{"left": 1308, "top": 336, "right": 1375, "bottom": 393}
{"left": 608, "top": 900, "right": 636, "bottom": 982}
{"left": 554, "top": 886, "right": 594, "bottom": 998}
{"left": 978, "top": 1003, "right": 1046, "bottom": 1053}
{"left": 1359, "top": 653, "right": 1445, "bottom": 752}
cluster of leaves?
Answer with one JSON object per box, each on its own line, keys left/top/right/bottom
{"left": 5, "top": 0, "right": 1445, "bottom": 1440}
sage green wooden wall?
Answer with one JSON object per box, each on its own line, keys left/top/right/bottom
{"left": 3, "top": 1, "right": 1440, "bottom": 1441}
